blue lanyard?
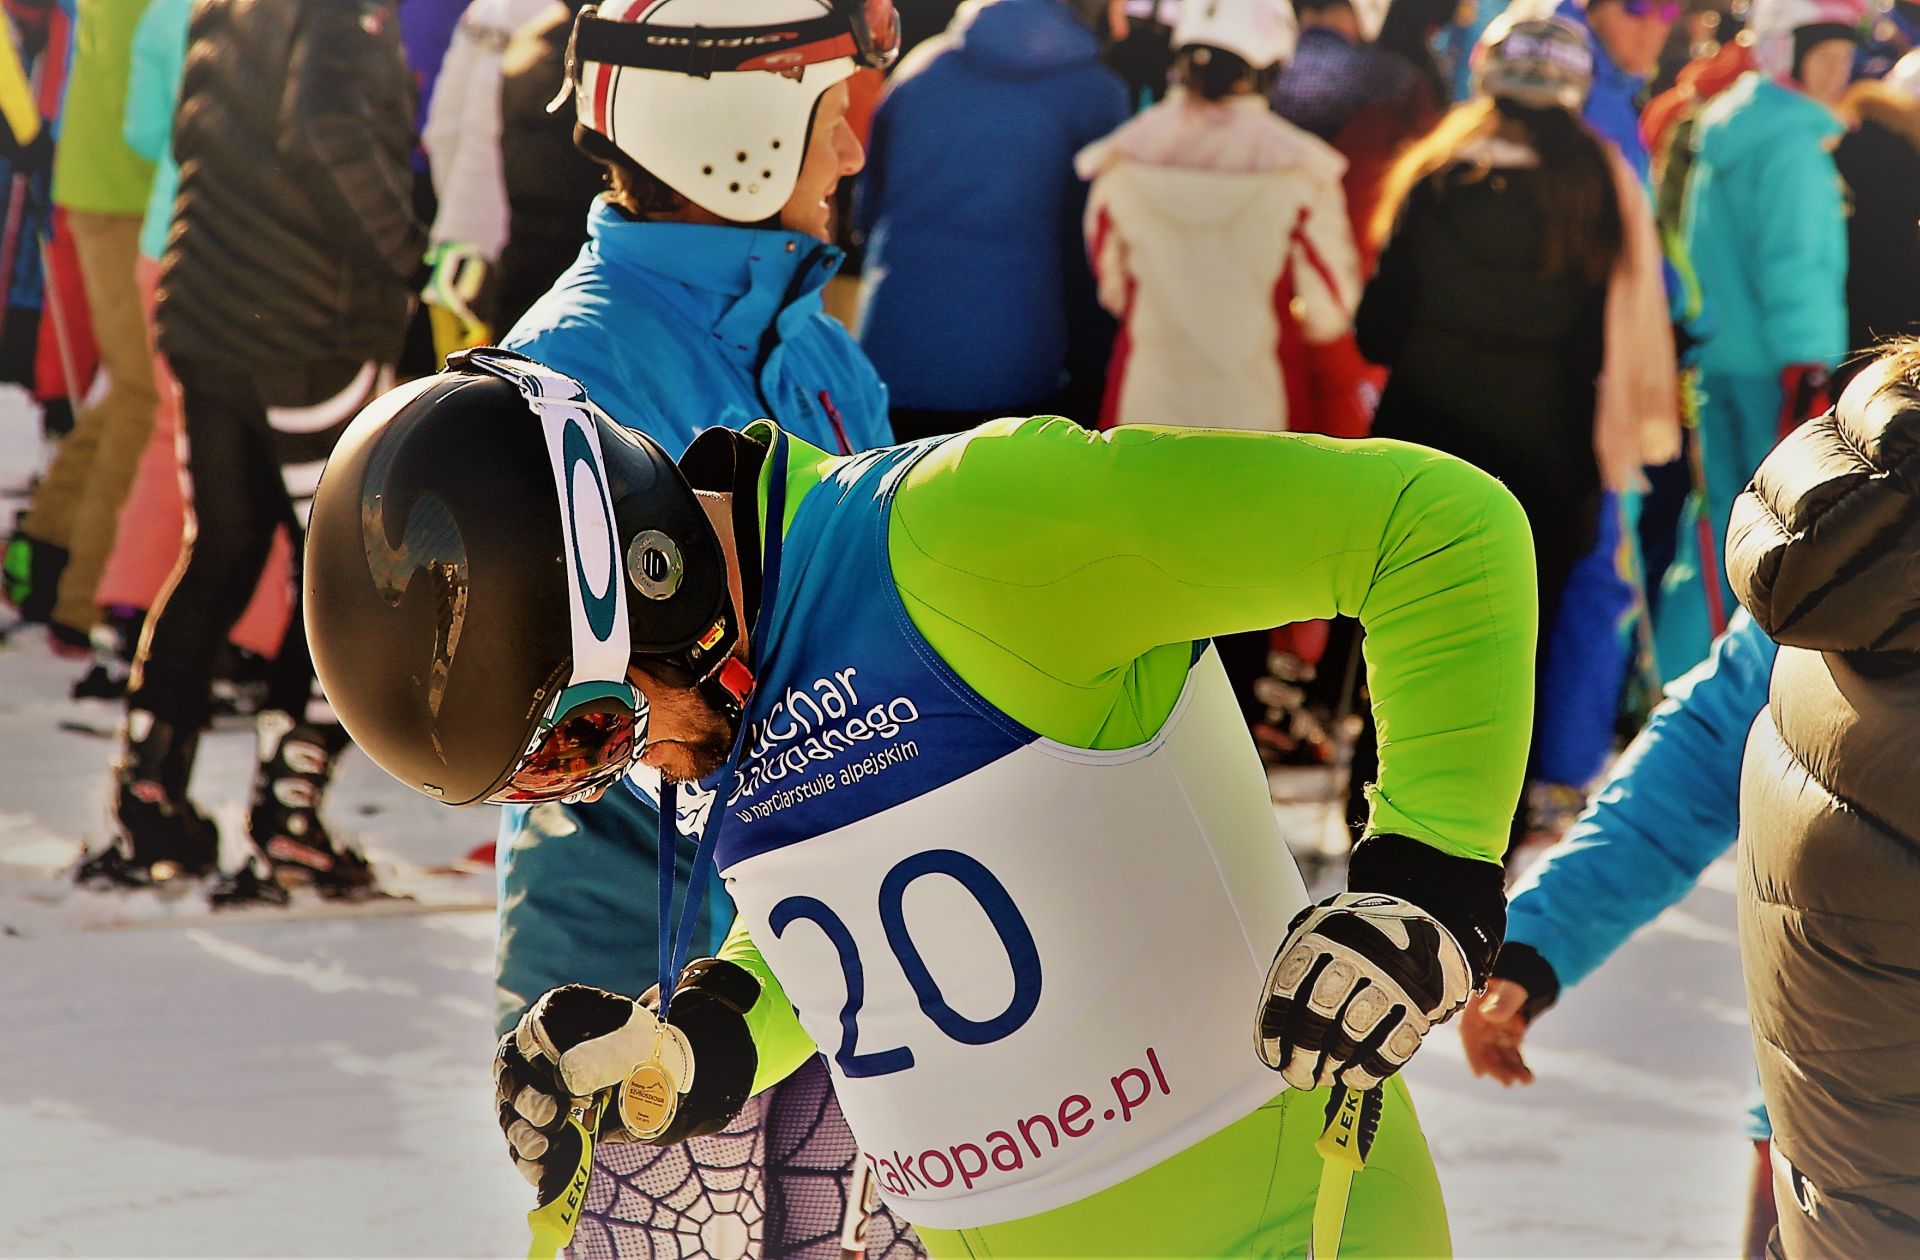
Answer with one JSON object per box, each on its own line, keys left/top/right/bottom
{"left": 656, "top": 431, "right": 789, "bottom": 1018}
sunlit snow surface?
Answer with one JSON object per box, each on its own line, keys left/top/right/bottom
{"left": 1, "top": 390, "right": 1750, "bottom": 1257}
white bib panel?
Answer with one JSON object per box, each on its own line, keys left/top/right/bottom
{"left": 720, "top": 653, "right": 1308, "bottom": 1229}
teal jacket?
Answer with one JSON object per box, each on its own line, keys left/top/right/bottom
{"left": 53, "top": 0, "right": 155, "bottom": 215}
{"left": 1683, "top": 73, "right": 1847, "bottom": 378}
{"left": 126, "top": 0, "right": 191, "bottom": 261}
{"left": 492, "top": 211, "right": 893, "bottom": 1035}
{"left": 1502, "top": 611, "right": 1774, "bottom": 996}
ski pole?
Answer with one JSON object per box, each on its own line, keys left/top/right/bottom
{"left": 525, "top": 1098, "right": 601, "bottom": 1260}
{"left": 0, "top": 38, "right": 45, "bottom": 348}
{"left": 37, "top": 235, "right": 82, "bottom": 405}
{"left": 1309, "top": 1084, "right": 1382, "bottom": 1260}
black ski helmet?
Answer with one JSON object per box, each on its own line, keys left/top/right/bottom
{"left": 303, "top": 349, "right": 739, "bottom": 806}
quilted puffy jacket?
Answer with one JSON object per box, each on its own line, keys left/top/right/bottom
{"left": 1729, "top": 352, "right": 1920, "bottom": 1258}
{"left": 155, "top": 0, "right": 423, "bottom": 371}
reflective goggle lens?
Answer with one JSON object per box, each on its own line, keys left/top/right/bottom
{"left": 493, "top": 688, "right": 647, "bottom": 804}
{"left": 855, "top": 0, "right": 901, "bottom": 66}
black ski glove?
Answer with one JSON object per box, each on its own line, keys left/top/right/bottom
{"left": 1256, "top": 834, "right": 1505, "bottom": 1090}
{"left": 494, "top": 961, "right": 760, "bottom": 1201}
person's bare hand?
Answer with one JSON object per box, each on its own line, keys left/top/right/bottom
{"left": 1107, "top": 0, "right": 1129, "bottom": 40}
{"left": 1459, "top": 978, "right": 1536, "bottom": 1086}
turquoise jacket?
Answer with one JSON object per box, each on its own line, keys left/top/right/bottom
{"left": 492, "top": 207, "right": 893, "bottom": 1034}
{"left": 125, "top": 0, "right": 191, "bottom": 261}
{"left": 1504, "top": 611, "right": 1774, "bottom": 995}
{"left": 1510, "top": 609, "right": 1779, "bottom": 1144}
{"left": 1683, "top": 73, "right": 1847, "bottom": 378}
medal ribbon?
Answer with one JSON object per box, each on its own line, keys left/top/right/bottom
{"left": 656, "top": 430, "right": 789, "bottom": 1019}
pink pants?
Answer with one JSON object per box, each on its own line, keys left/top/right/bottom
{"left": 94, "top": 255, "right": 291, "bottom": 657}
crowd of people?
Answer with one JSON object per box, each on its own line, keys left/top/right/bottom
{"left": 3, "top": 0, "right": 1919, "bottom": 1253}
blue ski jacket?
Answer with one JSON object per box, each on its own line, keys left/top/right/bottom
{"left": 492, "top": 206, "right": 892, "bottom": 1034}
{"left": 509, "top": 204, "right": 893, "bottom": 455}
{"left": 855, "top": 0, "right": 1129, "bottom": 413}
{"left": 1683, "top": 73, "right": 1847, "bottom": 379}
{"left": 1503, "top": 611, "right": 1774, "bottom": 997}
{"left": 1557, "top": 0, "right": 1650, "bottom": 184}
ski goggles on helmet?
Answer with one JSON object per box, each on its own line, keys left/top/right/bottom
{"left": 495, "top": 680, "right": 649, "bottom": 804}
{"left": 454, "top": 348, "right": 653, "bottom": 806}
{"left": 570, "top": 0, "right": 901, "bottom": 79}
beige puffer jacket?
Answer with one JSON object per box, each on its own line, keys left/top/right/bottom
{"left": 1728, "top": 349, "right": 1920, "bottom": 1259}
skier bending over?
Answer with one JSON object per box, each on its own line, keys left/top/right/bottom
{"left": 303, "top": 348, "right": 1536, "bottom": 1255}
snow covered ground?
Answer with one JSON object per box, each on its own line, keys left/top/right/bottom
{"left": 1, "top": 393, "right": 1753, "bottom": 1258}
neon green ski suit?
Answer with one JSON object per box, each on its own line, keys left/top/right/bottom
{"left": 709, "top": 416, "right": 1536, "bottom": 1257}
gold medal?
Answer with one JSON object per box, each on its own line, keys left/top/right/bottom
{"left": 619, "top": 1060, "right": 679, "bottom": 1140}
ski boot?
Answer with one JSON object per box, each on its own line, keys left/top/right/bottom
{"left": 76, "top": 710, "right": 221, "bottom": 889}
{"left": 229, "top": 712, "right": 377, "bottom": 900}
{"left": 72, "top": 619, "right": 135, "bottom": 701}
{"left": 205, "top": 856, "right": 291, "bottom": 908}
{"left": 208, "top": 644, "right": 271, "bottom": 723}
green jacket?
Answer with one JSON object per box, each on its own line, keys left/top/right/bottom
{"left": 53, "top": 0, "right": 156, "bottom": 215}
{"left": 719, "top": 417, "right": 1539, "bottom": 1090}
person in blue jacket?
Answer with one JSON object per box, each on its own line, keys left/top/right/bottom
{"left": 1515, "top": 0, "right": 1680, "bottom": 839}
{"left": 1659, "top": 0, "right": 1860, "bottom": 681}
{"left": 495, "top": 0, "right": 915, "bottom": 1253}
{"left": 1458, "top": 610, "right": 1780, "bottom": 1254}
{"left": 854, "top": 0, "right": 1129, "bottom": 438}
{"left": 1557, "top": 0, "right": 1676, "bottom": 180}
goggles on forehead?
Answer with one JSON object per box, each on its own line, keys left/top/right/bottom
{"left": 1501, "top": 29, "right": 1593, "bottom": 74}
{"left": 571, "top": 0, "right": 900, "bottom": 80}
{"left": 457, "top": 348, "right": 652, "bottom": 806}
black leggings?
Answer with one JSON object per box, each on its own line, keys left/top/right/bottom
{"left": 128, "top": 359, "right": 321, "bottom": 731}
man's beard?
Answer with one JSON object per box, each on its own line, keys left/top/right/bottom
{"left": 651, "top": 718, "right": 739, "bottom": 784}
{"left": 668, "top": 730, "right": 735, "bottom": 783}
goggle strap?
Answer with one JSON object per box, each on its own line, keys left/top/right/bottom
{"left": 573, "top": 11, "right": 854, "bottom": 76}
{"left": 456, "top": 349, "right": 633, "bottom": 693}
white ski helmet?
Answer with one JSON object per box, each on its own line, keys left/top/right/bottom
{"left": 1173, "top": 0, "right": 1298, "bottom": 68}
{"left": 564, "top": 0, "right": 899, "bottom": 222}
{"left": 1744, "top": 0, "right": 1866, "bottom": 78}
{"left": 1473, "top": 14, "right": 1594, "bottom": 110}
